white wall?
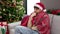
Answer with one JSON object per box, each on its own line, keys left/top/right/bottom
{"left": 27, "top": 0, "right": 40, "bottom": 15}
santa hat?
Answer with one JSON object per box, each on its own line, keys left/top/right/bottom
{"left": 34, "top": 2, "right": 45, "bottom": 11}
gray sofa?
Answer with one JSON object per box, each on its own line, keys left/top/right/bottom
{"left": 8, "top": 14, "right": 60, "bottom": 34}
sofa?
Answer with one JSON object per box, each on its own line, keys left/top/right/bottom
{"left": 8, "top": 14, "right": 60, "bottom": 34}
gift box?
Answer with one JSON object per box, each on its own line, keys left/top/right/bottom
{"left": 0, "top": 21, "right": 8, "bottom": 34}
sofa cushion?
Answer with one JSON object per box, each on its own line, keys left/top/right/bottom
{"left": 8, "top": 21, "right": 21, "bottom": 29}
{"left": 48, "top": 14, "right": 53, "bottom": 26}
{"left": 51, "top": 15, "right": 60, "bottom": 34}
{"left": 9, "top": 29, "right": 15, "bottom": 34}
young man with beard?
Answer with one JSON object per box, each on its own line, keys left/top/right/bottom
{"left": 15, "top": 2, "right": 50, "bottom": 34}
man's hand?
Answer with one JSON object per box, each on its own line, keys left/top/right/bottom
{"left": 27, "top": 12, "right": 36, "bottom": 28}
{"left": 30, "top": 12, "right": 36, "bottom": 18}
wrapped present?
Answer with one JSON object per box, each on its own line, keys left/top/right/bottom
{"left": 0, "top": 25, "right": 2, "bottom": 34}
{"left": 0, "top": 21, "right": 8, "bottom": 34}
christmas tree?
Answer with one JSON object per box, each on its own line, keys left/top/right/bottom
{"left": 0, "top": 0, "right": 25, "bottom": 23}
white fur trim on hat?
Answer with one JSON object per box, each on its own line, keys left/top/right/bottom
{"left": 34, "top": 4, "right": 43, "bottom": 10}
{"left": 43, "top": 9, "right": 46, "bottom": 12}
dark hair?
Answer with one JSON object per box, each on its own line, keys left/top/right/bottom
{"left": 34, "top": 6, "right": 39, "bottom": 9}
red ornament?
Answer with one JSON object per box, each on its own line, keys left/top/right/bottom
{"left": 51, "top": 10, "right": 57, "bottom": 15}
{"left": 56, "top": 9, "right": 60, "bottom": 14}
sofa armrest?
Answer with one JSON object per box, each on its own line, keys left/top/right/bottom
{"left": 8, "top": 21, "right": 21, "bottom": 29}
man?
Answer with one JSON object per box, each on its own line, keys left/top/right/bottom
{"left": 15, "top": 2, "right": 50, "bottom": 34}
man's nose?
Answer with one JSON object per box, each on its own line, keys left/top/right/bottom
{"left": 34, "top": 9, "right": 36, "bottom": 12}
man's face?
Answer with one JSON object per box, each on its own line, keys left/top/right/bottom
{"left": 34, "top": 6, "right": 41, "bottom": 13}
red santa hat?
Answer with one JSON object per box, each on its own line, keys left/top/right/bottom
{"left": 34, "top": 2, "right": 45, "bottom": 10}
